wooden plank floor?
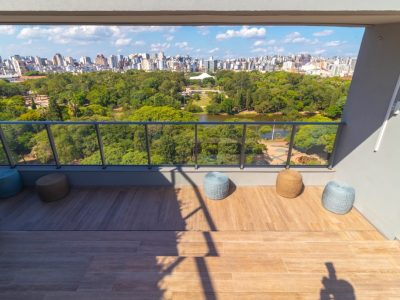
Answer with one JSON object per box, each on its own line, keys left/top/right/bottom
{"left": 0, "top": 186, "right": 399, "bottom": 300}
{"left": 0, "top": 186, "right": 379, "bottom": 231}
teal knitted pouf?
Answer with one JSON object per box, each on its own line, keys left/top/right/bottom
{"left": 322, "top": 181, "right": 355, "bottom": 214}
{"left": 204, "top": 172, "right": 230, "bottom": 200}
{"left": 0, "top": 169, "right": 23, "bottom": 198}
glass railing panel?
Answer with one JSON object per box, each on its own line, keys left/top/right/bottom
{"left": 97, "top": 124, "right": 146, "bottom": 165}
{"left": 197, "top": 124, "right": 242, "bottom": 166}
{"left": 0, "top": 138, "right": 8, "bottom": 165}
{"left": 289, "top": 124, "right": 338, "bottom": 166}
{"left": 245, "top": 124, "right": 292, "bottom": 166}
{"left": 0, "top": 124, "right": 54, "bottom": 165}
{"left": 147, "top": 124, "right": 195, "bottom": 165}
{"left": 51, "top": 124, "right": 100, "bottom": 165}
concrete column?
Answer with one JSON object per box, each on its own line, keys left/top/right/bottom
{"left": 334, "top": 23, "right": 400, "bottom": 239}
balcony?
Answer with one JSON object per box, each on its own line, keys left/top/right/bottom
{"left": 1, "top": 120, "right": 398, "bottom": 298}
{"left": 1, "top": 185, "right": 399, "bottom": 299}
{"left": 0, "top": 121, "right": 399, "bottom": 299}
{"left": 1, "top": 1, "right": 400, "bottom": 299}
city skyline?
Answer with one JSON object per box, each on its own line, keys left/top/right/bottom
{"left": 0, "top": 25, "right": 364, "bottom": 59}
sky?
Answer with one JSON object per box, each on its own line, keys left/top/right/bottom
{"left": 0, "top": 25, "right": 364, "bottom": 59}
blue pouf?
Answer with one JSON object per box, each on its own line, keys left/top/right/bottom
{"left": 0, "top": 169, "right": 23, "bottom": 198}
{"left": 322, "top": 181, "right": 355, "bottom": 214}
{"left": 204, "top": 172, "right": 230, "bottom": 200}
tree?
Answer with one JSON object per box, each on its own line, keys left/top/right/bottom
{"left": 185, "top": 103, "right": 203, "bottom": 113}
{"left": 294, "top": 115, "right": 337, "bottom": 154}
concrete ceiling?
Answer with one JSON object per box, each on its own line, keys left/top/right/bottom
{"left": 1, "top": 0, "right": 400, "bottom": 25}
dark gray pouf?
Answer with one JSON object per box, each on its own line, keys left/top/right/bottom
{"left": 36, "top": 173, "right": 70, "bottom": 202}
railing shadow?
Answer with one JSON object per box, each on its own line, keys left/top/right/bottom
{"left": 173, "top": 168, "right": 219, "bottom": 300}
{"left": 320, "top": 262, "right": 356, "bottom": 300}
{"left": 0, "top": 168, "right": 220, "bottom": 299}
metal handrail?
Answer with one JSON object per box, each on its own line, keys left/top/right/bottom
{"left": 0, "top": 120, "right": 345, "bottom": 170}
{"left": 0, "top": 120, "right": 343, "bottom": 126}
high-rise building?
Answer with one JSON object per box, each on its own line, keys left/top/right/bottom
{"left": 79, "top": 56, "right": 92, "bottom": 65}
{"left": 158, "top": 52, "right": 165, "bottom": 60}
{"left": 94, "top": 54, "right": 108, "bottom": 66}
{"left": 205, "top": 57, "right": 217, "bottom": 73}
{"left": 108, "top": 55, "right": 118, "bottom": 69}
{"left": 11, "top": 57, "right": 28, "bottom": 76}
{"left": 64, "top": 56, "right": 74, "bottom": 66}
{"left": 52, "top": 53, "right": 64, "bottom": 67}
{"left": 141, "top": 59, "right": 154, "bottom": 71}
{"left": 34, "top": 56, "right": 42, "bottom": 67}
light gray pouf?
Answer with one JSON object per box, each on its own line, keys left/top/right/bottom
{"left": 204, "top": 172, "right": 230, "bottom": 200}
{"left": 322, "top": 181, "right": 355, "bottom": 214}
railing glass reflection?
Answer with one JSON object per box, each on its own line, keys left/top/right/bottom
{"left": 0, "top": 121, "right": 343, "bottom": 169}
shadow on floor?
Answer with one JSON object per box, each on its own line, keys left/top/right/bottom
{"left": 0, "top": 168, "right": 221, "bottom": 299}
{"left": 320, "top": 262, "right": 356, "bottom": 300}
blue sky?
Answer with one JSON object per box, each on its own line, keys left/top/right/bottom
{"left": 0, "top": 25, "right": 364, "bottom": 59}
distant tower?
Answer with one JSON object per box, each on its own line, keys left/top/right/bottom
{"left": 108, "top": 55, "right": 118, "bottom": 69}
{"left": 94, "top": 54, "right": 108, "bottom": 66}
{"left": 52, "top": 53, "right": 64, "bottom": 67}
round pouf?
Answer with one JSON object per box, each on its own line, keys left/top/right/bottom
{"left": 0, "top": 169, "right": 23, "bottom": 198}
{"left": 276, "top": 169, "right": 303, "bottom": 198}
{"left": 204, "top": 172, "right": 230, "bottom": 200}
{"left": 36, "top": 173, "right": 70, "bottom": 203}
{"left": 322, "top": 181, "right": 355, "bottom": 214}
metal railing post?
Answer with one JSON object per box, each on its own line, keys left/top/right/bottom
{"left": 328, "top": 123, "right": 344, "bottom": 169}
{"left": 94, "top": 124, "right": 106, "bottom": 169}
{"left": 194, "top": 124, "right": 198, "bottom": 169}
{"left": 240, "top": 124, "right": 247, "bottom": 169}
{"left": 0, "top": 126, "right": 15, "bottom": 168}
{"left": 286, "top": 124, "right": 297, "bottom": 168}
{"left": 45, "top": 124, "right": 60, "bottom": 168}
{"left": 144, "top": 124, "right": 151, "bottom": 169}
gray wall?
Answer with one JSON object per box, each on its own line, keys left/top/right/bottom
{"left": 14, "top": 166, "right": 334, "bottom": 188}
{"left": 334, "top": 23, "right": 400, "bottom": 240}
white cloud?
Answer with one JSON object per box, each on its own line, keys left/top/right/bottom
{"left": 175, "top": 41, "right": 193, "bottom": 51}
{"left": 324, "top": 40, "right": 346, "bottom": 47}
{"left": 114, "top": 38, "right": 131, "bottom": 47}
{"left": 216, "top": 26, "right": 266, "bottom": 40}
{"left": 134, "top": 40, "right": 146, "bottom": 46}
{"left": 253, "top": 40, "right": 265, "bottom": 46}
{"left": 251, "top": 48, "right": 267, "bottom": 53}
{"left": 266, "top": 39, "right": 276, "bottom": 45}
{"left": 165, "top": 35, "right": 174, "bottom": 41}
{"left": 209, "top": 47, "right": 219, "bottom": 53}
{"left": 314, "top": 49, "right": 326, "bottom": 55}
{"left": 283, "top": 32, "right": 318, "bottom": 45}
{"left": 17, "top": 25, "right": 179, "bottom": 47}
{"left": 0, "top": 25, "right": 16, "bottom": 35}
{"left": 283, "top": 32, "right": 301, "bottom": 43}
{"left": 127, "top": 26, "right": 178, "bottom": 33}
{"left": 150, "top": 42, "right": 171, "bottom": 52}
{"left": 197, "top": 26, "right": 210, "bottom": 36}
{"left": 292, "top": 37, "right": 309, "bottom": 43}
{"left": 23, "top": 39, "right": 33, "bottom": 45}
{"left": 18, "top": 26, "right": 118, "bottom": 45}
{"left": 251, "top": 46, "right": 284, "bottom": 54}
{"left": 175, "top": 41, "right": 188, "bottom": 48}
{"left": 313, "top": 30, "right": 334, "bottom": 37}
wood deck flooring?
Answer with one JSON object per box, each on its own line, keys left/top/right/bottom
{"left": 0, "top": 186, "right": 399, "bottom": 299}
{"left": 0, "top": 186, "right": 379, "bottom": 231}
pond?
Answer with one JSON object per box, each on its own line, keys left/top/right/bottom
{"left": 197, "top": 113, "right": 287, "bottom": 122}
{"left": 197, "top": 114, "right": 291, "bottom": 139}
